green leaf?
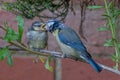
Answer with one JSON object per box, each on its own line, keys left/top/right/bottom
{"left": 3, "top": 21, "right": 9, "bottom": 30}
{"left": 87, "top": 6, "right": 103, "bottom": 9}
{"left": 39, "top": 56, "right": 45, "bottom": 63}
{"left": 44, "top": 56, "right": 53, "bottom": 72}
{"left": 104, "top": 39, "right": 114, "bottom": 46}
{"left": 113, "top": 65, "right": 118, "bottom": 70}
{"left": 16, "top": 15, "right": 24, "bottom": 42}
{"left": 98, "top": 27, "right": 109, "bottom": 31}
{"left": 111, "top": 54, "right": 120, "bottom": 63}
{"left": 108, "top": 1, "right": 114, "bottom": 8}
{"left": 0, "top": 48, "right": 9, "bottom": 61}
{"left": 4, "top": 28, "right": 19, "bottom": 42}
{"left": 111, "top": 54, "right": 117, "bottom": 62}
{"left": 118, "top": 44, "right": 120, "bottom": 49}
{"left": 114, "top": 10, "right": 120, "bottom": 19}
{"left": 7, "top": 54, "right": 13, "bottom": 66}
{"left": 102, "top": 14, "right": 111, "bottom": 18}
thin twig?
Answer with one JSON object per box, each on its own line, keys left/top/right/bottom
{"left": 75, "top": 57, "right": 120, "bottom": 75}
{"left": 9, "top": 41, "right": 51, "bottom": 57}
{"left": 98, "top": 63, "right": 120, "bottom": 75}
{"left": 0, "top": 25, "right": 6, "bottom": 31}
{"left": 0, "top": 47, "right": 25, "bottom": 51}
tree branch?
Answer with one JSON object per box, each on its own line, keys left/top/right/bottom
{"left": 1, "top": 46, "right": 120, "bottom": 75}
{"left": 98, "top": 63, "right": 120, "bottom": 75}
{"left": 0, "top": 25, "right": 120, "bottom": 75}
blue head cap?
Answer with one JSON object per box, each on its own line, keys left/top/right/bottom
{"left": 45, "top": 19, "right": 61, "bottom": 33}
{"left": 30, "top": 21, "right": 43, "bottom": 31}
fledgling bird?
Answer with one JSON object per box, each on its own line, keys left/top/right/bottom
{"left": 27, "top": 21, "right": 48, "bottom": 52}
{"left": 42, "top": 19, "right": 102, "bottom": 72}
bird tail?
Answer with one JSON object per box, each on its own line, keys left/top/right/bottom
{"left": 88, "top": 58, "right": 102, "bottom": 72}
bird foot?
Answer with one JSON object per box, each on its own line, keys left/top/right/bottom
{"left": 52, "top": 53, "right": 66, "bottom": 58}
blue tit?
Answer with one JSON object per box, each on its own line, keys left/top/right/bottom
{"left": 42, "top": 19, "right": 102, "bottom": 72}
{"left": 27, "top": 21, "right": 48, "bottom": 52}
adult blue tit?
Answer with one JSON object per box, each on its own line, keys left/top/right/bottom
{"left": 27, "top": 21, "right": 48, "bottom": 52}
{"left": 42, "top": 19, "right": 102, "bottom": 72}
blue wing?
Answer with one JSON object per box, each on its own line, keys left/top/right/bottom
{"left": 58, "top": 26, "right": 102, "bottom": 72}
{"left": 58, "top": 26, "right": 86, "bottom": 51}
{"left": 57, "top": 25, "right": 103, "bottom": 72}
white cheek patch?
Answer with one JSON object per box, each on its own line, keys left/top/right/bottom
{"left": 34, "top": 27, "right": 40, "bottom": 31}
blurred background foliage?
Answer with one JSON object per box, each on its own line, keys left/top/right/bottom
{"left": 1, "top": 0, "right": 120, "bottom": 37}
{"left": 2, "top": 0, "right": 96, "bottom": 40}
{"left": 3, "top": 0, "right": 71, "bottom": 21}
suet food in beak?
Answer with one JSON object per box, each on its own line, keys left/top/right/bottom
{"left": 41, "top": 24, "right": 46, "bottom": 31}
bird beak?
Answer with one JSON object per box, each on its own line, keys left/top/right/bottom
{"left": 41, "top": 24, "right": 46, "bottom": 31}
